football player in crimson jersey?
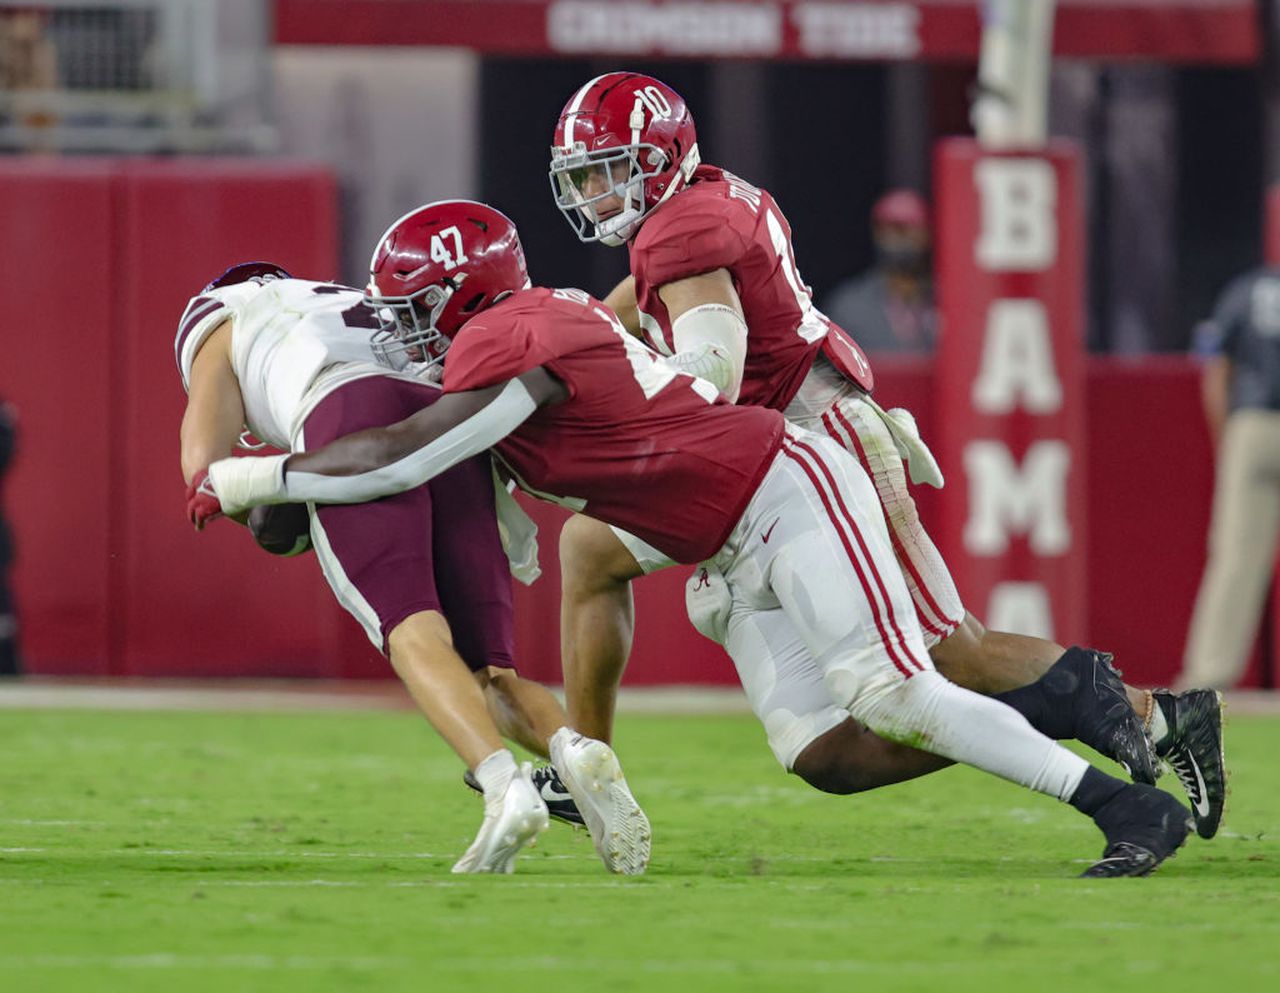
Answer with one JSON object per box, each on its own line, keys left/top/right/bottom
{"left": 547, "top": 71, "right": 1225, "bottom": 838}
{"left": 192, "top": 200, "right": 1194, "bottom": 876}
{"left": 176, "top": 261, "right": 649, "bottom": 875}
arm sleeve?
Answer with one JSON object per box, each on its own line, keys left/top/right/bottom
{"left": 283, "top": 379, "right": 538, "bottom": 503}
{"left": 667, "top": 304, "right": 749, "bottom": 402}
{"left": 206, "top": 379, "right": 539, "bottom": 513}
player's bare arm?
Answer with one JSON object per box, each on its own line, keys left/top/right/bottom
{"left": 179, "top": 318, "right": 246, "bottom": 484}
{"left": 657, "top": 268, "right": 748, "bottom": 402}
{"left": 193, "top": 367, "right": 567, "bottom": 521}
{"left": 602, "top": 275, "right": 641, "bottom": 336}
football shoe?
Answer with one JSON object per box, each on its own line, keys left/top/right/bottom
{"left": 1152, "top": 688, "right": 1226, "bottom": 839}
{"left": 451, "top": 762, "right": 549, "bottom": 874}
{"left": 1059, "top": 650, "right": 1159, "bottom": 785}
{"left": 550, "top": 729, "right": 651, "bottom": 875}
{"left": 1080, "top": 782, "right": 1193, "bottom": 878}
{"left": 464, "top": 764, "right": 586, "bottom": 828}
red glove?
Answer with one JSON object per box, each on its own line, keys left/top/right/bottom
{"left": 185, "top": 468, "right": 224, "bottom": 530}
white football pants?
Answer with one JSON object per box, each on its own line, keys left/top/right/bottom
{"left": 717, "top": 425, "right": 1088, "bottom": 801}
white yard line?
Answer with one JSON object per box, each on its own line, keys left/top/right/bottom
{"left": 0, "top": 953, "right": 403, "bottom": 970}
{"left": 0, "top": 678, "right": 754, "bottom": 715}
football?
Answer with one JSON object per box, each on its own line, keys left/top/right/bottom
{"left": 247, "top": 502, "right": 312, "bottom": 557}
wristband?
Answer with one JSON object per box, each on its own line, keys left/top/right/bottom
{"left": 207, "top": 454, "right": 289, "bottom": 516}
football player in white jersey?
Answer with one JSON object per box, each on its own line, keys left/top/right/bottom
{"left": 176, "top": 261, "right": 648, "bottom": 875}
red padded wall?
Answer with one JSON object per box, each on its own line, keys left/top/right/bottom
{"left": 0, "top": 161, "right": 117, "bottom": 673}
{"left": 1084, "top": 358, "right": 1221, "bottom": 687}
{"left": 0, "top": 157, "right": 389, "bottom": 678}
{"left": 108, "top": 160, "right": 358, "bottom": 676}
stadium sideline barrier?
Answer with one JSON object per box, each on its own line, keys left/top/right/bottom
{"left": 0, "top": 160, "right": 1270, "bottom": 688}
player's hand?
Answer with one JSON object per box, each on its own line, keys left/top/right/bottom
{"left": 185, "top": 468, "right": 224, "bottom": 530}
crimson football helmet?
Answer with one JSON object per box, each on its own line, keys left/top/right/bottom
{"left": 549, "top": 72, "right": 699, "bottom": 246}
{"left": 365, "top": 200, "right": 530, "bottom": 369}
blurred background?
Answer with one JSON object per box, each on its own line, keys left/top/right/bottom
{"left": 1, "top": 0, "right": 1276, "bottom": 692}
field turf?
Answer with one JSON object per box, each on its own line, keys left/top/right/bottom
{"left": 1, "top": 707, "right": 1277, "bottom": 993}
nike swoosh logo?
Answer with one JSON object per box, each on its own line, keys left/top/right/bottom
{"left": 762, "top": 518, "right": 780, "bottom": 543}
{"left": 540, "top": 782, "right": 574, "bottom": 803}
{"left": 1188, "top": 758, "right": 1210, "bottom": 819}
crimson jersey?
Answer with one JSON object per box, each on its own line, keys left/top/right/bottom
{"left": 630, "top": 164, "right": 867, "bottom": 411}
{"left": 442, "top": 287, "right": 784, "bottom": 563}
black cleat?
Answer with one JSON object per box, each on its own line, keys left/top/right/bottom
{"left": 1081, "top": 783, "right": 1193, "bottom": 878}
{"left": 1152, "top": 689, "right": 1226, "bottom": 839}
{"left": 464, "top": 764, "right": 585, "bottom": 828}
{"left": 1081, "top": 842, "right": 1162, "bottom": 878}
{"left": 1056, "top": 650, "right": 1159, "bottom": 785}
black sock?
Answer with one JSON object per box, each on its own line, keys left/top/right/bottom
{"left": 992, "top": 647, "right": 1098, "bottom": 739}
{"left": 1067, "top": 766, "right": 1127, "bottom": 816}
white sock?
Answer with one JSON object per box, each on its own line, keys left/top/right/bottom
{"left": 549, "top": 726, "right": 574, "bottom": 749}
{"left": 1149, "top": 701, "right": 1170, "bottom": 748}
{"left": 473, "top": 749, "right": 518, "bottom": 800}
{"left": 853, "top": 670, "right": 1090, "bottom": 801}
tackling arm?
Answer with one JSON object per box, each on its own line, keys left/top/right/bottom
{"left": 657, "top": 268, "right": 748, "bottom": 403}
{"left": 198, "top": 367, "right": 567, "bottom": 518}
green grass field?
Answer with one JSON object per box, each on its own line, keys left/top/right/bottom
{"left": 1, "top": 707, "right": 1277, "bottom": 993}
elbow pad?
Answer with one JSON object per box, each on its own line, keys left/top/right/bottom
{"left": 669, "top": 304, "right": 748, "bottom": 402}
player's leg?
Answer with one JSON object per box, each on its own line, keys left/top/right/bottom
{"left": 428, "top": 451, "right": 574, "bottom": 756}
{"left": 549, "top": 517, "right": 658, "bottom": 871}
{"left": 558, "top": 514, "right": 649, "bottom": 742}
{"left": 729, "top": 430, "right": 1191, "bottom": 875}
{"left": 818, "top": 395, "right": 964, "bottom": 644}
{"left": 931, "top": 612, "right": 1154, "bottom": 782}
{"left": 308, "top": 501, "right": 548, "bottom": 873}
{"left": 824, "top": 394, "right": 1156, "bottom": 776}
{"left": 461, "top": 666, "right": 588, "bottom": 829}
{"left": 927, "top": 613, "right": 1061, "bottom": 692}
{"left": 720, "top": 599, "right": 953, "bottom": 792}
{"left": 301, "top": 378, "right": 548, "bottom": 873}
{"left": 421, "top": 437, "right": 643, "bottom": 853}
{"left": 933, "top": 612, "right": 1156, "bottom": 729}
{"left": 435, "top": 480, "right": 648, "bottom": 872}
{"left": 385, "top": 610, "right": 504, "bottom": 766}
{"left": 477, "top": 666, "right": 565, "bottom": 758}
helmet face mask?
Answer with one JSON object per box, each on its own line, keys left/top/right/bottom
{"left": 549, "top": 73, "right": 699, "bottom": 247}
{"left": 550, "top": 145, "right": 665, "bottom": 247}
{"left": 367, "top": 278, "right": 459, "bottom": 370}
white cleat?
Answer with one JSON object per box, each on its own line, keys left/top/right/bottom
{"left": 451, "top": 763, "right": 549, "bottom": 874}
{"left": 550, "top": 729, "right": 651, "bottom": 875}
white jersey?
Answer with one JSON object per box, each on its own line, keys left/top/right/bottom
{"left": 174, "top": 278, "right": 414, "bottom": 448}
